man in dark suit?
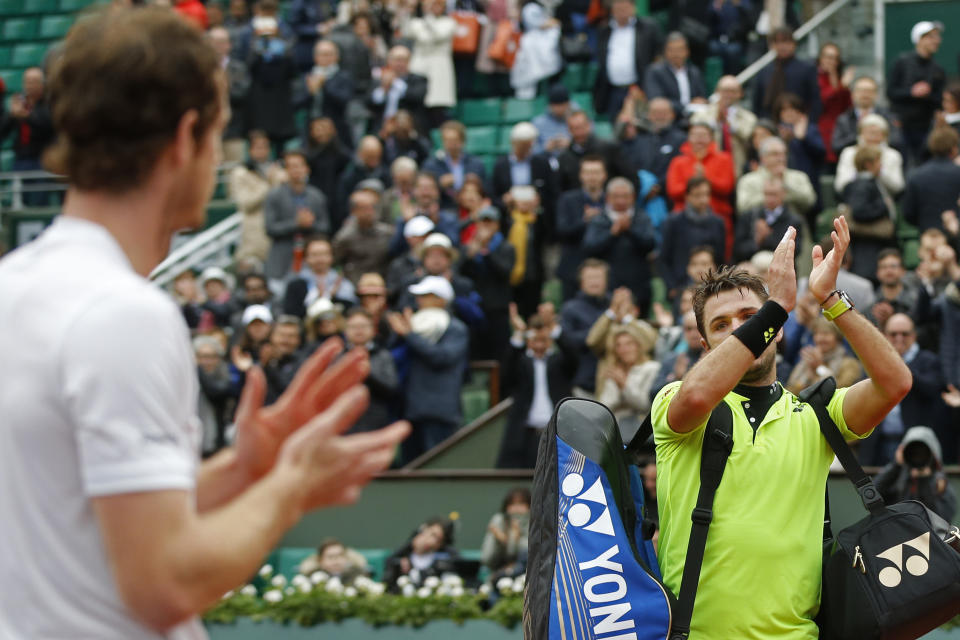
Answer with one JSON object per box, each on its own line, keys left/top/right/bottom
{"left": 643, "top": 32, "right": 707, "bottom": 119}
{"left": 593, "top": 0, "right": 663, "bottom": 122}
{"left": 555, "top": 156, "right": 607, "bottom": 301}
{"left": 491, "top": 121, "right": 559, "bottom": 219}
{"left": 901, "top": 127, "right": 960, "bottom": 234}
{"left": 831, "top": 76, "right": 905, "bottom": 157}
{"left": 751, "top": 27, "right": 821, "bottom": 121}
{"left": 422, "top": 120, "right": 488, "bottom": 209}
{"left": 733, "top": 175, "right": 804, "bottom": 262}
{"left": 298, "top": 40, "right": 354, "bottom": 149}
{"left": 336, "top": 135, "right": 391, "bottom": 233}
{"left": 368, "top": 45, "right": 429, "bottom": 135}
{"left": 496, "top": 305, "right": 578, "bottom": 468}
{"left": 558, "top": 111, "right": 635, "bottom": 192}
{"left": 208, "top": 27, "right": 250, "bottom": 164}
{"left": 858, "top": 313, "right": 949, "bottom": 466}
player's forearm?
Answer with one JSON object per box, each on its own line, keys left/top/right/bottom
{"left": 195, "top": 448, "right": 252, "bottom": 513}
{"left": 833, "top": 305, "right": 911, "bottom": 402}
{"left": 669, "top": 338, "right": 757, "bottom": 432}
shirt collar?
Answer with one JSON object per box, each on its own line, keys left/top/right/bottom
{"left": 610, "top": 16, "right": 636, "bottom": 29}
{"left": 903, "top": 342, "right": 919, "bottom": 364}
{"left": 49, "top": 216, "right": 135, "bottom": 274}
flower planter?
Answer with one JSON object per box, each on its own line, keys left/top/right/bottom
{"left": 205, "top": 618, "right": 523, "bottom": 639}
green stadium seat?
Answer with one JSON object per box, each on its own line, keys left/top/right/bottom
{"left": 3, "top": 18, "right": 40, "bottom": 42}
{"left": 501, "top": 98, "right": 539, "bottom": 124}
{"left": 0, "top": 0, "right": 22, "bottom": 15}
{"left": 562, "top": 63, "right": 586, "bottom": 92}
{"left": 465, "top": 125, "right": 498, "bottom": 155}
{"left": 583, "top": 62, "right": 598, "bottom": 89}
{"left": 0, "top": 47, "right": 10, "bottom": 68}
{"left": 495, "top": 126, "right": 512, "bottom": 155}
{"left": 704, "top": 56, "right": 723, "bottom": 94}
{"left": 462, "top": 389, "right": 490, "bottom": 424}
{"left": 0, "top": 69, "right": 22, "bottom": 93}
{"left": 430, "top": 127, "right": 442, "bottom": 150}
{"left": 40, "top": 15, "right": 74, "bottom": 39}
{"left": 458, "top": 98, "right": 502, "bottom": 126}
{"left": 1, "top": 150, "right": 14, "bottom": 172}
{"left": 24, "top": 0, "right": 59, "bottom": 12}
{"left": 593, "top": 120, "right": 614, "bottom": 140}
{"left": 59, "top": 0, "right": 95, "bottom": 10}
{"left": 571, "top": 91, "right": 595, "bottom": 117}
{"left": 477, "top": 153, "right": 496, "bottom": 175}
{"left": 11, "top": 44, "right": 47, "bottom": 69}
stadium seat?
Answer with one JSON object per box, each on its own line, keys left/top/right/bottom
{"left": 0, "top": 69, "right": 22, "bottom": 93}
{"left": 464, "top": 125, "right": 498, "bottom": 155}
{"left": 458, "top": 98, "right": 502, "bottom": 126}
{"left": 477, "top": 153, "right": 496, "bottom": 175}
{"left": 501, "top": 98, "right": 539, "bottom": 124}
{"left": 0, "top": 47, "right": 10, "bottom": 68}
{"left": 11, "top": 44, "right": 48, "bottom": 69}
{"left": 571, "top": 91, "right": 596, "bottom": 118}
{"left": 0, "top": 0, "right": 22, "bottom": 15}
{"left": 462, "top": 389, "right": 490, "bottom": 424}
{"left": 1, "top": 150, "right": 14, "bottom": 172}
{"left": 59, "top": 0, "right": 95, "bottom": 10}
{"left": 562, "top": 63, "right": 586, "bottom": 92}
{"left": 39, "top": 14, "right": 74, "bottom": 39}
{"left": 24, "top": 0, "right": 59, "bottom": 12}
{"left": 583, "top": 62, "right": 598, "bottom": 89}
{"left": 3, "top": 18, "right": 40, "bottom": 42}
{"left": 593, "top": 120, "right": 614, "bottom": 140}
{"left": 704, "top": 56, "right": 723, "bottom": 94}
{"left": 430, "top": 127, "right": 442, "bottom": 150}
{"left": 495, "top": 126, "right": 512, "bottom": 155}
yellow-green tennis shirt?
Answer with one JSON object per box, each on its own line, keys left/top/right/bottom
{"left": 652, "top": 381, "right": 869, "bottom": 639}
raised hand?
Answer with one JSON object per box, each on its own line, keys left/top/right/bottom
{"left": 808, "top": 216, "right": 850, "bottom": 303}
{"left": 766, "top": 226, "right": 798, "bottom": 312}
{"left": 943, "top": 384, "right": 960, "bottom": 409}
{"left": 509, "top": 302, "right": 526, "bottom": 334}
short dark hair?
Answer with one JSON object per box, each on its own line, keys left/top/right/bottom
{"left": 304, "top": 235, "right": 331, "bottom": 253}
{"left": 689, "top": 244, "right": 716, "bottom": 262}
{"left": 528, "top": 315, "right": 548, "bottom": 331}
{"left": 579, "top": 154, "right": 607, "bottom": 170}
{"left": 242, "top": 273, "right": 267, "bottom": 289}
{"left": 692, "top": 266, "right": 768, "bottom": 339}
{"left": 853, "top": 145, "right": 882, "bottom": 171}
{"left": 578, "top": 258, "right": 609, "bottom": 281}
{"left": 248, "top": 129, "right": 269, "bottom": 144}
{"left": 439, "top": 120, "right": 467, "bottom": 141}
{"left": 928, "top": 127, "right": 960, "bottom": 158}
{"left": 45, "top": 7, "right": 222, "bottom": 192}
{"left": 769, "top": 26, "right": 795, "bottom": 42}
{"left": 686, "top": 175, "right": 711, "bottom": 194}
{"left": 284, "top": 149, "right": 309, "bottom": 165}
{"left": 774, "top": 92, "right": 806, "bottom": 117}
{"left": 344, "top": 307, "right": 373, "bottom": 321}
{"left": 316, "top": 537, "right": 344, "bottom": 557}
{"left": 500, "top": 487, "right": 531, "bottom": 514}
{"left": 877, "top": 248, "right": 903, "bottom": 265}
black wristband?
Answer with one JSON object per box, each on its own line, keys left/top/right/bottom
{"left": 732, "top": 300, "right": 788, "bottom": 358}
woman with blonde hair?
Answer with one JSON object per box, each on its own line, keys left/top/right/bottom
{"left": 596, "top": 324, "right": 661, "bottom": 441}
{"left": 833, "top": 113, "right": 905, "bottom": 195}
{"left": 786, "top": 318, "right": 863, "bottom": 394}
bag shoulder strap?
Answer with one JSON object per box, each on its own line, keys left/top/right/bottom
{"left": 669, "top": 401, "right": 734, "bottom": 640}
{"left": 797, "top": 377, "right": 885, "bottom": 515}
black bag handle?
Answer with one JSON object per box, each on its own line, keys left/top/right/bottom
{"left": 798, "top": 377, "right": 885, "bottom": 516}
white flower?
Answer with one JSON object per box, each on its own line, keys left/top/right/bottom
{"left": 263, "top": 589, "right": 283, "bottom": 603}
{"left": 222, "top": 590, "right": 234, "bottom": 600}
{"left": 512, "top": 576, "right": 526, "bottom": 593}
{"left": 368, "top": 582, "right": 386, "bottom": 596}
{"left": 441, "top": 573, "right": 463, "bottom": 587}
{"left": 284, "top": 587, "right": 295, "bottom": 596}
{"left": 325, "top": 577, "right": 344, "bottom": 594}
{"left": 436, "top": 585, "right": 451, "bottom": 597}
{"left": 310, "top": 571, "right": 329, "bottom": 585}
{"left": 258, "top": 564, "right": 273, "bottom": 578}
{"left": 354, "top": 576, "right": 373, "bottom": 591}
{"left": 496, "top": 577, "right": 513, "bottom": 593}
{"left": 344, "top": 586, "right": 358, "bottom": 598}
{"left": 424, "top": 576, "right": 441, "bottom": 589}
{"left": 292, "top": 575, "right": 312, "bottom": 594}
{"left": 270, "top": 575, "right": 287, "bottom": 588}
{"left": 478, "top": 583, "right": 491, "bottom": 596}
{"left": 396, "top": 575, "right": 411, "bottom": 587}
{"left": 401, "top": 584, "right": 416, "bottom": 597}
{"left": 417, "top": 586, "right": 432, "bottom": 598}
{"left": 240, "top": 585, "right": 258, "bottom": 597}
{"left": 451, "top": 586, "right": 465, "bottom": 598}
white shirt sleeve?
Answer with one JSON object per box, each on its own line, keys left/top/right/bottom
{"left": 60, "top": 292, "right": 200, "bottom": 497}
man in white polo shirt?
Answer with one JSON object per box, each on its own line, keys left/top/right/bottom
{"left": 0, "top": 8, "right": 408, "bottom": 639}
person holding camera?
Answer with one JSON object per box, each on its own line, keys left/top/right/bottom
{"left": 874, "top": 426, "right": 957, "bottom": 524}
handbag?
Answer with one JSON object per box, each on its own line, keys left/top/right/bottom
{"left": 837, "top": 205, "right": 896, "bottom": 240}
{"left": 560, "top": 33, "right": 592, "bottom": 61}
{"left": 451, "top": 11, "right": 481, "bottom": 55}
{"left": 487, "top": 19, "right": 520, "bottom": 68}
{"left": 801, "top": 378, "right": 960, "bottom": 640}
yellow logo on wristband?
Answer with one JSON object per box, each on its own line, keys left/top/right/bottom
{"left": 764, "top": 328, "right": 775, "bottom": 342}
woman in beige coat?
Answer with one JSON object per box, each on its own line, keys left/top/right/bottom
{"left": 228, "top": 131, "right": 287, "bottom": 263}
{"left": 404, "top": 0, "right": 457, "bottom": 112}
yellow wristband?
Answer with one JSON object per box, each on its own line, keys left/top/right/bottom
{"left": 822, "top": 296, "right": 852, "bottom": 322}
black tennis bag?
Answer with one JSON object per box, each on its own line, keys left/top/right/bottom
{"left": 804, "top": 378, "right": 960, "bottom": 640}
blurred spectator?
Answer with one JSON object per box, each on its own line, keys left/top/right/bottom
{"left": 737, "top": 136, "right": 816, "bottom": 223}
{"left": 0, "top": 67, "right": 54, "bottom": 207}
{"left": 583, "top": 178, "right": 657, "bottom": 316}
{"left": 700, "top": 76, "right": 757, "bottom": 179}
{"left": 194, "top": 335, "right": 238, "bottom": 457}
{"left": 785, "top": 318, "right": 863, "bottom": 394}
{"left": 243, "top": 0, "right": 298, "bottom": 155}
{"left": 383, "top": 517, "right": 458, "bottom": 592}
{"left": 404, "top": 0, "right": 457, "bottom": 125}
{"left": 388, "top": 172, "right": 460, "bottom": 255}
{"left": 868, "top": 249, "right": 920, "bottom": 327}
{"left": 283, "top": 236, "right": 357, "bottom": 317}
{"left": 481, "top": 488, "right": 530, "bottom": 578}
{"left": 585, "top": 286, "right": 658, "bottom": 366}
{"left": 334, "top": 187, "right": 394, "bottom": 283}
{"left": 387, "top": 215, "right": 435, "bottom": 301}
{"left": 262, "top": 315, "right": 305, "bottom": 403}
{"left": 209, "top": 27, "right": 251, "bottom": 164}
{"left": 510, "top": 3, "right": 562, "bottom": 100}
{"left": 230, "top": 130, "right": 288, "bottom": 264}
{"left": 456, "top": 177, "right": 489, "bottom": 243}
{"left": 643, "top": 32, "right": 707, "bottom": 119}
{"left": 734, "top": 175, "right": 804, "bottom": 263}
{"left": 751, "top": 27, "right": 821, "bottom": 121}
{"left": 493, "top": 122, "right": 558, "bottom": 216}
{"left": 299, "top": 40, "right": 355, "bottom": 149}
{"left": 839, "top": 146, "right": 898, "bottom": 280}
{"left": 382, "top": 110, "right": 432, "bottom": 167}
{"left": 460, "top": 207, "right": 516, "bottom": 359}
{"left": 743, "top": 118, "right": 778, "bottom": 173}
{"left": 174, "top": 0, "right": 209, "bottom": 29}
{"left": 555, "top": 156, "right": 607, "bottom": 301}
{"left": 198, "top": 267, "right": 235, "bottom": 330}
{"left": 368, "top": 45, "right": 429, "bottom": 134}
{"left": 815, "top": 42, "right": 853, "bottom": 166}
{"left": 874, "top": 426, "right": 956, "bottom": 523}
{"left": 532, "top": 85, "right": 575, "bottom": 156}
{"left": 303, "top": 298, "right": 345, "bottom": 351}
{"left": 558, "top": 111, "right": 634, "bottom": 192}
{"left": 504, "top": 186, "right": 547, "bottom": 319}
{"left": 288, "top": 0, "right": 338, "bottom": 71}
{"left": 651, "top": 309, "right": 702, "bottom": 399}
{"left": 773, "top": 93, "right": 825, "bottom": 221}
{"left": 939, "top": 257, "right": 960, "bottom": 393}
{"left": 337, "top": 136, "right": 391, "bottom": 231}
{"left": 229, "top": 272, "right": 275, "bottom": 333}
{"left": 596, "top": 324, "right": 661, "bottom": 442}
{"left": 800, "top": 232, "right": 877, "bottom": 312}
{"left": 423, "top": 121, "right": 488, "bottom": 207}
{"left": 384, "top": 157, "right": 420, "bottom": 223}
{"left": 859, "top": 314, "right": 945, "bottom": 466}
{"left": 230, "top": 304, "right": 274, "bottom": 372}
{"left": 707, "top": 0, "right": 752, "bottom": 74}
{"left": 593, "top": 0, "right": 662, "bottom": 122}
{"left": 265, "top": 150, "right": 331, "bottom": 281}
{"left": 834, "top": 114, "right": 905, "bottom": 196}
{"left": 356, "top": 272, "right": 392, "bottom": 343}
{"left": 560, "top": 259, "right": 610, "bottom": 398}
{"left": 388, "top": 277, "right": 469, "bottom": 463}
{"left": 497, "top": 306, "right": 577, "bottom": 468}
{"left": 223, "top": 0, "right": 251, "bottom": 42}
{"left": 901, "top": 128, "right": 960, "bottom": 234}
{"left": 888, "top": 21, "right": 945, "bottom": 165}
{"left": 661, "top": 178, "right": 726, "bottom": 295}
{"left": 342, "top": 308, "right": 400, "bottom": 432}
{"left": 397, "top": 234, "right": 482, "bottom": 329}
{"left": 305, "top": 116, "right": 352, "bottom": 202}
{"left": 328, "top": 19, "right": 376, "bottom": 145}
{"left": 172, "top": 269, "right": 204, "bottom": 330}
{"left": 832, "top": 76, "right": 906, "bottom": 159}
{"left": 667, "top": 246, "right": 716, "bottom": 314}
{"left": 351, "top": 12, "right": 389, "bottom": 68}
{"left": 939, "top": 83, "right": 960, "bottom": 138}
{"left": 298, "top": 538, "right": 370, "bottom": 584}
{"left": 665, "top": 121, "right": 735, "bottom": 259}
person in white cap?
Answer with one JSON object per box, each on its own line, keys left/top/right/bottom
{"left": 397, "top": 233, "right": 477, "bottom": 316}
{"left": 388, "top": 275, "right": 469, "bottom": 464}
{"left": 492, "top": 121, "right": 558, "bottom": 216}
{"left": 888, "top": 20, "right": 946, "bottom": 165}
{"left": 386, "top": 214, "right": 434, "bottom": 302}
{"left": 198, "top": 266, "right": 236, "bottom": 329}
{"left": 387, "top": 172, "right": 461, "bottom": 256}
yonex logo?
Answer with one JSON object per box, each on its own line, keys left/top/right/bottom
{"left": 877, "top": 533, "right": 930, "bottom": 588}
{"left": 561, "top": 473, "right": 615, "bottom": 536}
{"left": 763, "top": 327, "right": 775, "bottom": 342}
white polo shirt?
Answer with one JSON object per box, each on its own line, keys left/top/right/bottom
{"left": 0, "top": 217, "right": 206, "bottom": 639}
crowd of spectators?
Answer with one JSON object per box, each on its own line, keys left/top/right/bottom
{"left": 2, "top": 2, "right": 960, "bottom": 477}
